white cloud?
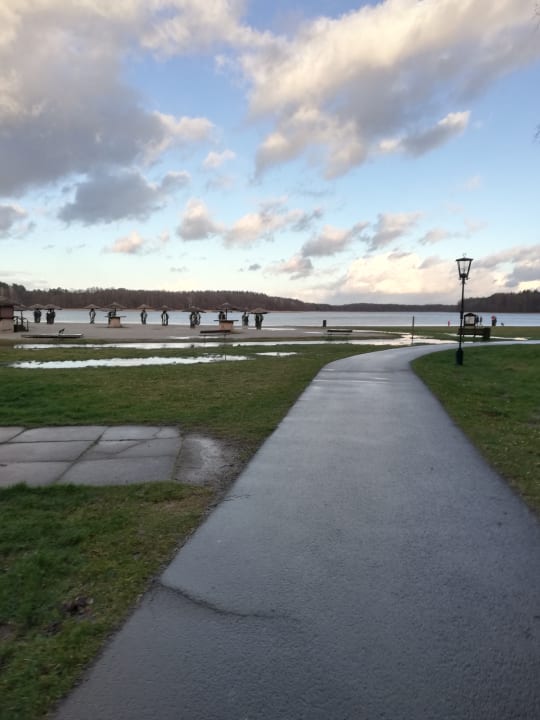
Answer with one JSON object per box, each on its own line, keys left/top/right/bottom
{"left": 379, "top": 111, "right": 470, "bottom": 157}
{"left": 301, "top": 222, "right": 367, "bottom": 257}
{"left": 0, "top": 2, "right": 212, "bottom": 197}
{"left": 243, "top": 0, "right": 538, "bottom": 176}
{"left": 267, "top": 254, "right": 314, "bottom": 280}
{"left": 177, "top": 198, "right": 222, "bottom": 241}
{"left": 203, "top": 149, "right": 236, "bottom": 169}
{"left": 224, "top": 201, "right": 321, "bottom": 248}
{"left": 104, "top": 230, "right": 170, "bottom": 255}
{"left": 59, "top": 170, "right": 189, "bottom": 225}
{"left": 364, "top": 212, "right": 422, "bottom": 251}
{"left": 0, "top": 203, "right": 29, "bottom": 236}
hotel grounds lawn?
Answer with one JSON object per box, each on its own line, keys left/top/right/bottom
{"left": 0, "top": 339, "right": 538, "bottom": 719}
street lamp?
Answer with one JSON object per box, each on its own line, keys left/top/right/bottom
{"left": 456, "top": 255, "right": 473, "bottom": 365}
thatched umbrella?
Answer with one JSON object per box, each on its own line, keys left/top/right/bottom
{"left": 215, "top": 302, "right": 241, "bottom": 318}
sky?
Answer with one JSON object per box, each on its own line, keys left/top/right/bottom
{"left": 1, "top": 0, "right": 540, "bottom": 305}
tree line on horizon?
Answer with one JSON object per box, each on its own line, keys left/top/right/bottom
{"left": 1, "top": 282, "right": 539, "bottom": 314}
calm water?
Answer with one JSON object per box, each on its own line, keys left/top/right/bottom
{"left": 24, "top": 309, "right": 540, "bottom": 327}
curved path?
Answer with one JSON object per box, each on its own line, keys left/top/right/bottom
{"left": 55, "top": 345, "right": 540, "bottom": 720}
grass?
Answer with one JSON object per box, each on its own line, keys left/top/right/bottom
{"left": 1, "top": 336, "right": 538, "bottom": 718}
{"left": 0, "top": 342, "right": 378, "bottom": 720}
{"left": 413, "top": 344, "right": 540, "bottom": 513}
{"left": 0, "top": 482, "right": 211, "bottom": 720}
{"left": 0, "top": 344, "right": 378, "bottom": 446}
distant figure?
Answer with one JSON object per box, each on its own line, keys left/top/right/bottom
{"left": 107, "top": 309, "right": 116, "bottom": 325}
{"left": 161, "top": 309, "right": 169, "bottom": 326}
{"left": 255, "top": 313, "right": 263, "bottom": 330}
{"left": 140, "top": 309, "right": 147, "bottom": 325}
{"left": 447, "top": 320, "right": 451, "bottom": 327}
{"left": 189, "top": 311, "right": 197, "bottom": 328}
{"left": 491, "top": 315, "right": 497, "bottom": 327}
{"left": 46, "top": 309, "right": 55, "bottom": 324}
{"left": 242, "top": 311, "right": 249, "bottom": 327}
{"left": 34, "top": 308, "right": 42, "bottom": 323}
{"left": 89, "top": 308, "right": 96, "bottom": 324}
{"left": 218, "top": 310, "right": 226, "bottom": 321}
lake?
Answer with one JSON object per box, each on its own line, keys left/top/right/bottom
{"left": 28, "top": 309, "right": 540, "bottom": 327}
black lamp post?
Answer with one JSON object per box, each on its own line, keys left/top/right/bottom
{"left": 456, "top": 255, "right": 473, "bottom": 365}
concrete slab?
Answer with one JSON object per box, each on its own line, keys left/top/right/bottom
{"left": 101, "top": 426, "right": 180, "bottom": 441}
{"left": 61, "top": 456, "right": 176, "bottom": 485}
{"left": 14, "top": 426, "right": 106, "bottom": 442}
{"left": 0, "top": 461, "right": 71, "bottom": 487}
{"left": 84, "top": 438, "right": 181, "bottom": 460}
{"left": 0, "top": 427, "right": 24, "bottom": 442}
{"left": 0, "top": 440, "right": 92, "bottom": 463}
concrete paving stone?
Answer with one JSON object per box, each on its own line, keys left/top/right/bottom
{"left": 0, "top": 440, "right": 93, "bottom": 463}
{"left": 61, "top": 456, "right": 176, "bottom": 486}
{"left": 0, "top": 461, "right": 71, "bottom": 487}
{"left": 0, "top": 427, "right": 25, "bottom": 442}
{"left": 14, "top": 426, "right": 107, "bottom": 442}
{"left": 84, "top": 438, "right": 181, "bottom": 460}
{"left": 101, "top": 425, "right": 180, "bottom": 441}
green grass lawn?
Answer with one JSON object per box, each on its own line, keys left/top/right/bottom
{"left": 0, "top": 342, "right": 377, "bottom": 720}
{"left": 413, "top": 344, "right": 540, "bottom": 513}
{"left": 0, "top": 337, "right": 538, "bottom": 719}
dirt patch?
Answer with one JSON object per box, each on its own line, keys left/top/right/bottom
{"left": 174, "top": 432, "right": 249, "bottom": 498}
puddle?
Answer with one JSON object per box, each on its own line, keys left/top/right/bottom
{"left": 16, "top": 336, "right": 449, "bottom": 352}
{"left": 10, "top": 355, "right": 249, "bottom": 369}
{"left": 255, "top": 351, "right": 297, "bottom": 357}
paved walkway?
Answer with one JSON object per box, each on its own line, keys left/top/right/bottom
{"left": 40, "top": 345, "right": 540, "bottom": 718}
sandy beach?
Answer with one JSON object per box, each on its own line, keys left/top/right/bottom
{"left": 2, "top": 320, "right": 346, "bottom": 344}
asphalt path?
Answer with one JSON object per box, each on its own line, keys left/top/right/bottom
{"left": 54, "top": 344, "right": 540, "bottom": 720}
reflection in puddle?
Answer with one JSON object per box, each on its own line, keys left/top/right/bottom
{"left": 256, "top": 352, "right": 297, "bottom": 357}
{"left": 16, "top": 336, "right": 449, "bottom": 352}
{"left": 11, "top": 355, "right": 249, "bottom": 369}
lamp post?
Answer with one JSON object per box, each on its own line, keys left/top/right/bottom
{"left": 456, "top": 255, "right": 473, "bottom": 365}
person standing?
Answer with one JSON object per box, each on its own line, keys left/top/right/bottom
{"left": 89, "top": 308, "right": 96, "bottom": 324}
{"left": 140, "top": 309, "right": 147, "bottom": 325}
{"left": 161, "top": 309, "right": 169, "bottom": 326}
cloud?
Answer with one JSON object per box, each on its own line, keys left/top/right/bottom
{"left": 0, "top": 3, "right": 212, "bottom": 197}
{"left": 0, "top": 204, "right": 29, "bottom": 236}
{"left": 247, "top": 263, "right": 261, "bottom": 271}
{"left": 267, "top": 254, "right": 314, "bottom": 280}
{"left": 301, "top": 221, "right": 368, "bottom": 257}
{"left": 104, "top": 230, "right": 169, "bottom": 255}
{"left": 177, "top": 198, "right": 222, "bottom": 241}
{"left": 244, "top": 0, "right": 539, "bottom": 176}
{"left": 363, "top": 212, "right": 422, "bottom": 251}
{"left": 59, "top": 170, "right": 189, "bottom": 225}
{"left": 474, "top": 244, "right": 540, "bottom": 289}
{"left": 418, "top": 228, "right": 453, "bottom": 246}
{"left": 224, "top": 201, "right": 321, "bottom": 248}
{"left": 203, "top": 149, "right": 236, "bottom": 169}
{"left": 379, "top": 112, "right": 470, "bottom": 157}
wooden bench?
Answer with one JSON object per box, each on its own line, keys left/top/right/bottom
{"left": 459, "top": 326, "right": 491, "bottom": 340}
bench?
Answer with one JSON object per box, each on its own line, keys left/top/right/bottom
{"left": 459, "top": 326, "right": 491, "bottom": 340}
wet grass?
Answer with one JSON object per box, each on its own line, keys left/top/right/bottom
{"left": 0, "top": 482, "right": 211, "bottom": 720}
{"left": 0, "top": 344, "right": 377, "bottom": 445}
{"left": 413, "top": 344, "right": 540, "bottom": 513}
{"left": 0, "top": 342, "right": 378, "bottom": 720}
{"left": 1, "top": 337, "right": 538, "bottom": 718}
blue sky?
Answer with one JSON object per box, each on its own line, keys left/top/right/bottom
{"left": 1, "top": 0, "right": 539, "bottom": 304}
